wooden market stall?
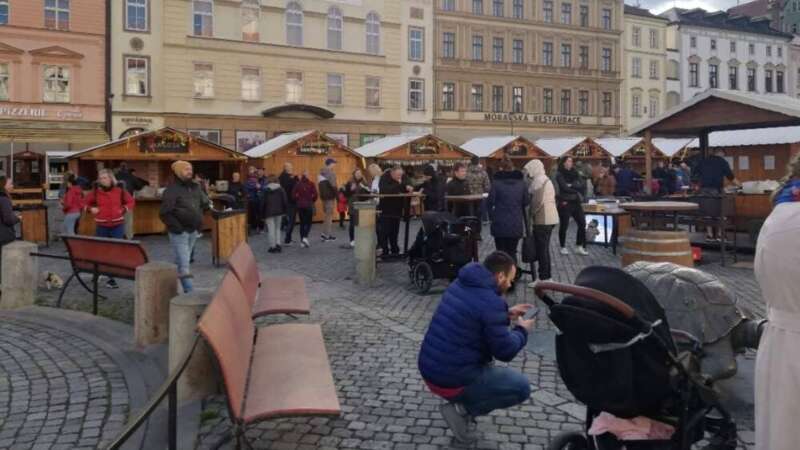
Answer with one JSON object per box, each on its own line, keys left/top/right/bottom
{"left": 535, "top": 137, "right": 613, "bottom": 174}
{"left": 245, "top": 130, "right": 363, "bottom": 222}
{"left": 595, "top": 137, "right": 669, "bottom": 173}
{"left": 461, "top": 136, "right": 551, "bottom": 171}
{"left": 69, "top": 127, "right": 248, "bottom": 236}
{"left": 354, "top": 134, "right": 475, "bottom": 172}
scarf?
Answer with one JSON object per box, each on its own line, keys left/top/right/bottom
{"left": 773, "top": 179, "right": 800, "bottom": 206}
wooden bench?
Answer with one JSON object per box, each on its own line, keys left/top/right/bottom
{"left": 34, "top": 235, "right": 149, "bottom": 315}
{"left": 227, "top": 242, "right": 311, "bottom": 318}
{"left": 197, "top": 271, "right": 340, "bottom": 447}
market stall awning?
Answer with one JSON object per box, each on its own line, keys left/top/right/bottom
{"left": 534, "top": 137, "right": 587, "bottom": 157}
{"left": 244, "top": 130, "right": 361, "bottom": 160}
{"left": 594, "top": 137, "right": 643, "bottom": 158}
{"left": 653, "top": 138, "right": 696, "bottom": 157}
{"left": 461, "top": 136, "right": 549, "bottom": 159}
{"left": 245, "top": 131, "right": 315, "bottom": 158}
{"left": 686, "top": 125, "right": 800, "bottom": 148}
{"left": 353, "top": 134, "right": 475, "bottom": 163}
{"left": 0, "top": 121, "right": 108, "bottom": 144}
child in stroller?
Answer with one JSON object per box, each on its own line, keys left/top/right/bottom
{"left": 408, "top": 211, "right": 479, "bottom": 293}
{"left": 533, "top": 266, "right": 738, "bottom": 450}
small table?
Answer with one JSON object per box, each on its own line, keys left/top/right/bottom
{"left": 620, "top": 201, "right": 699, "bottom": 268}
{"left": 621, "top": 201, "right": 699, "bottom": 231}
{"left": 365, "top": 193, "right": 425, "bottom": 257}
{"left": 445, "top": 194, "right": 485, "bottom": 218}
{"left": 582, "top": 206, "right": 630, "bottom": 255}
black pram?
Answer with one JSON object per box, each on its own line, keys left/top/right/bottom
{"left": 408, "top": 211, "right": 479, "bottom": 294}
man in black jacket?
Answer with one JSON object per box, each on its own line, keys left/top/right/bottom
{"left": 160, "top": 160, "right": 210, "bottom": 293}
{"left": 378, "top": 165, "right": 412, "bottom": 258}
{"left": 447, "top": 163, "right": 472, "bottom": 218}
{"left": 279, "top": 163, "right": 299, "bottom": 245}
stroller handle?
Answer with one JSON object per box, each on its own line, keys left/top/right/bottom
{"left": 533, "top": 281, "right": 636, "bottom": 319}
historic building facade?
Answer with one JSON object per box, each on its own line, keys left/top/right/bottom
{"left": 432, "top": 0, "right": 624, "bottom": 143}
{"left": 621, "top": 5, "right": 667, "bottom": 134}
{"left": 111, "top": 0, "right": 433, "bottom": 150}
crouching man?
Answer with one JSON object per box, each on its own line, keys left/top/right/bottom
{"left": 418, "top": 251, "right": 536, "bottom": 443}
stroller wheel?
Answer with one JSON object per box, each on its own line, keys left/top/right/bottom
{"left": 548, "top": 432, "right": 589, "bottom": 450}
{"left": 412, "top": 262, "right": 434, "bottom": 294}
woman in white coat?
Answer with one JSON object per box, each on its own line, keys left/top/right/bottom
{"left": 755, "top": 154, "right": 800, "bottom": 450}
{"left": 523, "top": 159, "right": 559, "bottom": 285}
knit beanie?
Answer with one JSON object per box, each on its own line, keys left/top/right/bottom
{"left": 172, "top": 160, "right": 191, "bottom": 176}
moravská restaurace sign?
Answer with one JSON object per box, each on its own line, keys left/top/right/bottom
{"left": 483, "top": 113, "right": 581, "bottom": 125}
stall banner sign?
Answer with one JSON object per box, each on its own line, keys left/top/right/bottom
{"left": 298, "top": 141, "right": 332, "bottom": 156}
{"left": 505, "top": 144, "right": 528, "bottom": 157}
{"left": 410, "top": 139, "right": 440, "bottom": 155}
{"left": 139, "top": 130, "right": 189, "bottom": 154}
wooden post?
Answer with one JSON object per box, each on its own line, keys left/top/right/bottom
{"left": 644, "top": 130, "right": 653, "bottom": 195}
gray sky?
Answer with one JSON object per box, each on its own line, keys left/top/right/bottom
{"left": 625, "top": 0, "right": 743, "bottom": 14}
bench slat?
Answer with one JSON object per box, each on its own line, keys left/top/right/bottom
{"left": 227, "top": 243, "right": 261, "bottom": 309}
{"left": 244, "top": 323, "right": 340, "bottom": 423}
{"left": 254, "top": 277, "right": 311, "bottom": 317}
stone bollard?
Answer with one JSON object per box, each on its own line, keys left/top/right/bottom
{"left": 0, "top": 241, "right": 38, "bottom": 310}
{"left": 135, "top": 262, "right": 178, "bottom": 347}
{"left": 169, "top": 290, "right": 217, "bottom": 403}
{"left": 354, "top": 201, "right": 377, "bottom": 286}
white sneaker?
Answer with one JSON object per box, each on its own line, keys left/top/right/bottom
{"left": 349, "top": 241, "right": 355, "bottom": 248}
{"left": 560, "top": 247, "right": 570, "bottom": 255}
{"left": 301, "top": 238, "right": 310, "bottom": 248}
{"left": 576, "top": 246, "right": 588, "bottom": 256}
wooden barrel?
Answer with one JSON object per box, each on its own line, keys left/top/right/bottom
{"left": 620, "top": 229, "right": 693, "bottom": 267}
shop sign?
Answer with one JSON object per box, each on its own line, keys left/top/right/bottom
{"left": 410, "top": 139, "right": 439, "bottom": 155}
{"left": 505, "top": 144, "right": 528, "bottom": 157}
{"left": 298, "top": 141, "right": 332, "bottom": 156}
{"left": 139, "top": 130, "right": 189, "bottom": 154}
{"left": 0, "top": 106, "right": 47, "bottom": 118}
{"left": 121, "top": 117, "right": 153, "bottom": 126}
{"left": 57, "top": 110, "right": 83, "bottom": 120}
{"left": 483, "top": 113, "right": 581, "bottom": 125}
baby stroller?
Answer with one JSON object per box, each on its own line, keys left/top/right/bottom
{"left": 533, "top": 266, "right": 737, "bottom": 450}
{"left": 408, "top": 211, "right": 479, "bottom": 294}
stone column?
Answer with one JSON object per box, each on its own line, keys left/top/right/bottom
{"left": 134, "top": 262, "right": 178, "bottom": 347}
{"left": 0, "top": 241, "right": 38, "bottom": 310}
{"left": 169, "top": 290, "right": 216, "bottom": 403}
{"left": 354, "top": 201, "right": 377, "bottom": 286}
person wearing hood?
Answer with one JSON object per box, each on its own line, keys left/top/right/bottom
{"left": 418, "top": 251, "right": 536, "bottom": 444}
{"left": 292, "top": 169, "right": 318, "bottom": 248}
{"left": 418, "top": 164, "right": 446, "bottom": 212}
{"left": 160, "top": 161, "right": 209, "bottom": 293}
{"left": 555, "top": 156, "right": 588, "bottom": 256}
{"left": 61, "top": 174, "right": 84, "bottom": 236}
{"left": 487, "top": 157, "right": 529, "bottom": 263}
{"left": 523, "top": 159, "right": 559, "bottom": 283}
{"left": 262, "top": 175, "right": 288, "bottom": 254}
{"left": 318, "top": 158, "right": 339, "bottom": 242}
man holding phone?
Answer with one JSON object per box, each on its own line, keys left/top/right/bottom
{"left": 418, "top": 251, "right": 537, "bottom": 444}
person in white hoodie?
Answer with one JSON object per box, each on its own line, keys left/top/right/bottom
{"left": 523, "top": 159, "right": 559, "bottom": 285}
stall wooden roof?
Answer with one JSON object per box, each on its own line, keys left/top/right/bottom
{"left": 536, "top": 137, "right": 612, "bottom": 159}
{"left": 594, "top": 137, "right": 643, "bottom": 157}
{"left": 461, "top": 136, "right": 550, "bottom": 159}
{"left": 353, "top": 134, "right": 474, "bottom": 160}
{"left": 686, "top": 125, "right": 800, "bottom": 148}
{"left": 69, "top": 127, "right": 247, "bottom": 161}
{"left": 244, "top": 130, "right": 361, "bottom": 160}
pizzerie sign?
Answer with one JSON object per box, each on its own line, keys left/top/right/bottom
{"left": 484, "top": 113, "right": 581, "bottom": 125}
{"left": 0, "top": 106, "right": 47, "bottom": 118}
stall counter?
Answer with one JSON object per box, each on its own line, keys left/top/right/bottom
{"left": 77, "top": 197, "right": 214, "bottom": 237}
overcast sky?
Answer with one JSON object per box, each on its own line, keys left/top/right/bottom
{"left": 625, "top": 0, "right": 744, "bottom": 14}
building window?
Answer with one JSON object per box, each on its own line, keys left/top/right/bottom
{"left": 579, "top": 45, "right": 588, "bottom": 69}
{"left": 579, "top": 5, "right": 588, "bottom": 27}
{"left": 649, "top": 60, "right": 658, "bottom": 79}
{"left": 778, "top": 47, "right": 783, "bottom": 58}
{"left": 43, "top": 65, "right": 69, "bottom": 103}
{"left": 729, "top": 66, "right": 738, "bottom": 90}
{"left": 513, "top": 0, "right": 523, "bottom": 18}
{"left": 188, "top": 129, "right": 221, "bottom": 144}
{"left": 749, "top": 43, "right": 755, "bottom": 55}
{"left": 560, "top": 89, "right": 571, "bottom": 114}
{"left": 578, "top": 90, "right": 589, "bottom": 115}
{"left": 765, "top": 69, "right": 773, "bottom": 93}
{"left": 493, "top": 0, "right": 503, "bottom": 17}
{"left": 443, "top": 32, "right": 456, "bottom": 59}
{"left": 766, "top": 45, "right": 772, "bottom": 57}
{"left": 366, "top": 12, "right": 381, "bottom": 55}
{"left": 286, "top": 72, "right": 302, "bottom": 103}
{"left": 561, "top": 3, "right": 572, "bottom": 24}
{"left": 0, "top": 0, "right": 7, "bottom": 25}
{"left": 649, "top": 29, "right": 658, "bottom": 49}
{"left": 601, "top": 8, "right": 611, "bottom": 30}
{"left": 710, "top": 39, "right": 716, "bottom": 51}
{"left": 632, "top": 57, "right": 641, "bottom": 78}
{"left": 602, "top": 92, "right": 612, "bottom": 116}
{"left": 492, "top": 85, "right": 504, "bottom": 112}
{"left": 327, "top": 74, "right": 343, "bottom": 105}
{"left": 512, "top": 86, "right": 523, "bottom": 113}
{"left": 472, "top": 35, "right": 484, "bottom": 60}
{"left": 45, "top": 0, "right": 70, "bottom": 30}
{"left": 730, "top": 41, "right": 736, "bottom": 53}
{"left": 473, "top": 0, "right": 483, "bottom": 14}
{"left": 442, "top": 0, "right": 455, "bottom": 11}
{"left": 690, "top": 36, "right": 697, "bottom": 48}
{"left": 409, "top": 79, "right": 424, "bottom": 110}
{"left": 632, "top": 94, "right": 641, "bottom": 117}
{"left": 0, "top": 63, "right": 7, "bottom": 101}
{"left": 493, "top": 37, "right": 504, "bottom": 63}
{"left": 689, "top": 62, "right": 699, "bottom": 87}
{"left": 601, "top": 48, "right": 612, "bottom": 72}
{"left": 747, "top": 67, "right": 756, "bottom": 91}
{"left": 632, "top": 27, "right": 641, "bottom": 47}
{"left": 543, "top": 88, "right": 553, "bottom": 113}
{"left": 366, "top": 77, "right": 381, "bottom": 107}
{"left": 240, "top": 0, "right": 259, "bottom": 41}
{"left": 409, "top": 27, "right": 424, "bottom": 61}
{"left": 543, "top": 1, "right": 553, "bottom": 22}
{"left": 543, "top": 42, "right": 553, "bottom": 66}
{"left": 124, "top": 56, "right": 149, "bottom": 96}
{"left": 192, "top": 63, "right": 214, "bottom": 98}
{"left": 327, "top": 7, "right": 342, "bottom": 50}
{"left": 192, "top": 0, "right": 212, "bottom": 36}
{"left": 126, "top": 0, "right": 148, "bottom": 31}
{"left": 442, "top": 82, "right": 455, "bottom": 111}
{"left": 513, "top": 39, "right": 524, "bottom": 64}
{"left": 777, "top": 70, "right": 784, "bottom": 93}
{"left": 649, "top": 95, "right": 658, "bottom": 118}
{"left": 241, "top": 67, "right": 260, "bottom": 101}
{"left": 471, "top": 84, "right": 484, "bottom": 111}
{"left": 709, "top": 64, "right": 718, "bottom": 88}
{"left": 561, "top": 44, "right": 571, "bottom": 67}
{"left": 286, "top": 2, "right": 303, "bottom": 46}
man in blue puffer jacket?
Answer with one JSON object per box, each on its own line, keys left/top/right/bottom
{"left": 418, "top": 251, "right": 537, "bottom": 443}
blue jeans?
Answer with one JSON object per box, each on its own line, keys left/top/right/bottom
{"left": 450, "top": 366, "right": 531, "bottom": 417}
{"left": 96, "top": 224, "right": 125, "bottom": 239}
{"left": 63, "top": 212, "right": 81, "bottom": 236}
{"left": 169, "top": 231, "right": 199, "bottom": 293}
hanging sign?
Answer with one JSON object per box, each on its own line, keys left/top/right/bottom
{"left": 410, "top": 138, "right": 440, "bottom": 155}
{"left": 139, "top": 130, "right": 189, "bottom": 154}
{"left": 297, "top": 141, "right": 332, "bottom": 156}
{"left": 505, "top": 144, "right": 528, "bottom": 157}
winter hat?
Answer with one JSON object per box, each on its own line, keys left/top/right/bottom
{"left": 171, "top": 160, "right": 192, "bottom": 176}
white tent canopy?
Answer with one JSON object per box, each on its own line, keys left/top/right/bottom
{"left": 244, "top": 131, "right": 315, "bottom": 158}
{"left": 460, "top": 136, "right": 519, "bottom": 158}
{"left": 352, "top": 134, "right": 427, "bottom": 158}
{"left": 534, "top": 137, "right": 586, "bottom": 157}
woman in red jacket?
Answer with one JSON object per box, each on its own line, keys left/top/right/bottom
{"left": 292, "top": 169, "right": 318, "bottom": 249}
{"left": 60, "top": 174, "right": 84, "bottom": 236}
{"left": 83, "top": 169, "right": 135, "bottom": 288}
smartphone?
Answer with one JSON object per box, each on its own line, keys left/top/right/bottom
{"left": 522, "top": 306, "right": 540, "bottom": 321}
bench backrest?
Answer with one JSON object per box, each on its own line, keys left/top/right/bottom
{"left": 196, "top": 271, "right": 254, "bottom": 421}
{"left": 62, "top": 235, "right": 148, "bottom": 280}
{"left": 227, "top": 242, "right": 261, "bottom": 307}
